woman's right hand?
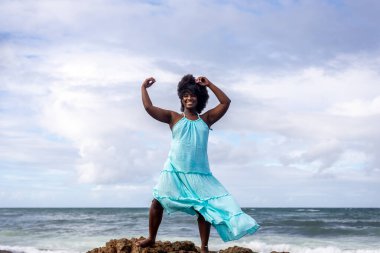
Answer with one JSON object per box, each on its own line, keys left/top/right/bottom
{"left": 142, "top": 77, "right": 156, "bottom": 88}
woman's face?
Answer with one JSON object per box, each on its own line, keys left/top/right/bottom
{"left": 182, "top": 92, "right": 198, "bottom": 110}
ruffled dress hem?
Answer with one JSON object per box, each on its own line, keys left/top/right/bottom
{"left": 153, "top": 170, "right": 261, "bottom": 242}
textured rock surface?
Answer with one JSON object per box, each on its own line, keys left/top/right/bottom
{"left": 87, "top": 237, "right": 258, "bottom": 253}
{"left": 219, "top": 246, "right": 254, "bottom": 253}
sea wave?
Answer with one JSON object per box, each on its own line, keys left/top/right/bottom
{"left": 2, "top": 241, "right": 380, "bottom": 253}
{"left": 296, "top": 209, "right": 320, "bottom": 212}
{"left": 234, "top": 241, "right": 380, "bottom": 253}
{"left": 0, "top": 245, "right": 78, "bottom": 253}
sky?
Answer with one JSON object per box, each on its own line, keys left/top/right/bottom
{"left": 1, "top": 0, "right": 380, "bottom": 208}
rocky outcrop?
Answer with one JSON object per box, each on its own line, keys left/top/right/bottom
{"left": 219, "top": 246, "right": 254, "bottom": 253}
{"left": 87, "top": 237, "right": 258, "bottom": 253}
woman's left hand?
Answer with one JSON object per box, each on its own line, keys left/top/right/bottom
{"left": 195, "top": 76, "right": 211, "bottom": 87}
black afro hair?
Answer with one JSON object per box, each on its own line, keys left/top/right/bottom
{"left": 177, "top": 74, "right": 209, "bottom": 113}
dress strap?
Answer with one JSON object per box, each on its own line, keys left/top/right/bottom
{"left": 183, "top": 112, "right": 199, "bottom": 119}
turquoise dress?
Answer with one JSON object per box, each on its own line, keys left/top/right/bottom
{"left": 153, "top": 113, "right": 260, "bottom": 242}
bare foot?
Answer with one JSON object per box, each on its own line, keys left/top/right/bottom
{"left": 135, "top": 237, "right": 155, "bottom": 248}
{"left": 200, "top": 246, "right": 209, "bottom": 253}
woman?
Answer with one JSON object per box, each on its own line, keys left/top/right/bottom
{"left": 138, "top": 74, "right": 260, "bottom": 252}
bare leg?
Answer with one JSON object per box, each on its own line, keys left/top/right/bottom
{"left": 136, "top": 199, "right": 163, "bottom": 248}
{"left": 197, "top": 213, "right": 211, "bottom": 253}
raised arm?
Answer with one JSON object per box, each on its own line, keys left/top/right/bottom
{"left": 196, "top": 76, "right": 231, "bottom": 126}
{"left": 141, "top": 77, "right": 174, "bottom": 124}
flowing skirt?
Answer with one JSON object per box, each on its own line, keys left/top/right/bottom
{"left": 153, "top": 167, "right": 260, "bottom": 242}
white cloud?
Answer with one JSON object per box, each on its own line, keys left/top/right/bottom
{"left": 225, "top": 55, "right": 380, "bottom": 181}
{"left": 328, "top": 96, "right": 380, "bottom": 117}
{"left": 1, "top": 0, "right": 380, "bottom": 207}
{"left": 38, "top": 51, "right": 175, "bottom": 184}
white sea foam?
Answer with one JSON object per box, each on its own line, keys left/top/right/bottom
{"left": 0, "top": 245, "right": 78, "bottom": 253}
{"left": 295, "top": 208, "right": 322, "bottom": 212}
{"left": 225, "top": 240, "right": 380, "bottom": 253}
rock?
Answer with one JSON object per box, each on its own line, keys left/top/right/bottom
{"left": 88, "top": 237, "right": 199, "bottom": 253}
{"left": 219, "top": 246, "right": 254, "bottom": 253}
{"left": 87, "top": 238, "right": 259, "bottom": 253}
{"left": 0, "top": 251, "right": 13, "bottom": 253}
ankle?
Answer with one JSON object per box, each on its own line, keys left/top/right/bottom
{"left": 200, "top": 245, "right": 209, "bottom": 252}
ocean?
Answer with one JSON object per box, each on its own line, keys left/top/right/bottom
{"left": 0, "top": 208, "right": 379, "bottom": 253}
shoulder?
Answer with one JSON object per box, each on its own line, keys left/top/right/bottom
{"left": 169, "top": 111, "right": 182, "bottom": 118}
{"left": 169, "top": 111, "right": 184, "bottom": 128}
{"left": 199, "top": 113, "right": 211, "bottom": 128}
